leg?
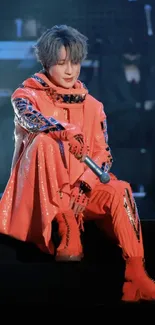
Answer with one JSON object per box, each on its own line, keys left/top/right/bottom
{"left": 29, "top": 134, "right": 83, "bottom": 260}
{"left": 84, "top": 179, "right": 155, "bottom": 301}
{"left": 54, "top": 206, "right": 83, "bottom": 261}
{"left": 0, "top": 133, "right": 82, "bottom": 260}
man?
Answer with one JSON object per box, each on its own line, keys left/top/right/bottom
{"left": 0, "top": 25, "right": 155, "bottom": 302}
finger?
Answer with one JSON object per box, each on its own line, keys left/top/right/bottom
{"left": 69, "top": 197, "right": 75, "bottom": 209}
{"left": 70, "top": 148, "right": 80, "bottom": 156}
{"left": 75, "top": 209, "right": 84, "bottom": 219}
{"left": 74, "top": 154, "right": 83, "bottom": 160}
{"left": 78, "top": 206, "right": 85, "bottom": 215}
{"left": 80, "top": 154, "right": 86, "bottom": 162}
{"left": 79, "top": 206, "right": 85, "bottom": 213}
{"left": 75, "top": 205, "right": 84, "bottom": 216}
{"left": 73, "top": 202, "right": 80, "bottom": 215}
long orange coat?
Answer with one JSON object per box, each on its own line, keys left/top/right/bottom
{"left": 0, "top": 72, "right": 112, "bottom": 253}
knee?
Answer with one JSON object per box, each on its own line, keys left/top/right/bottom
{"left": 32, "top": 133, "right": 59, "bottom": 149}
{"left": 119, "top": 180, "right": 132, "bottom": 193}
{"left": 110, "top": 179, "right": 132, "bottom": 198}
{"left": 31, "top": 133, "right": 67, "bottom": 165}
{"left": 116, "top": 181, "right": 134, "bottom": 204}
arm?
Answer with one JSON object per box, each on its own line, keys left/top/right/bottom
{"left": 11, "top": 88, "right": 83, "bottom": 137}
{"left": 11, "top": 88, "right": 88, "bottom": 159}
{"left": 79, "top": 104, "right": 113, "bottom": 189}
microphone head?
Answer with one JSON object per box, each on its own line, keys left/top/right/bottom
{"left": 99, "top": 172, "right": 110, "bottom": 184}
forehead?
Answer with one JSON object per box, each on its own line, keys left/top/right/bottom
{"left": 58, "top": 46, "right": 69, "bottom": 61}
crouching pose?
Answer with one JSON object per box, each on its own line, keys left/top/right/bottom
{"left": 0, "top": 24, "right": 155, "bottom": 302}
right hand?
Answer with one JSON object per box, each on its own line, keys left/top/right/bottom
{"left": 51, "top": 124, "right": 89, "bottom": 160}
{"left": 68, "top": 134, "right": 89, "bottom": 160}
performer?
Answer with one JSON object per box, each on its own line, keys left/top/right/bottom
{"left": 0, "top": 25, "right": 155, "bottom": 302}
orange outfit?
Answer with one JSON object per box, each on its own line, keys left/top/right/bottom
{"left": 0, "top": 72, "right": 112, "bottom": 252}
{"left": 0, "top": 72, "right": 155, "bottom": 301}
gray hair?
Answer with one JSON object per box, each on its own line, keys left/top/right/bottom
{"left": 34, "top": 25, "right": 88, "bottom": 70}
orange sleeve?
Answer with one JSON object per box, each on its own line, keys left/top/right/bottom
{"left": 79, "top": 103, "right": 113, "bottom": 189}
{"left": 11, "top": 88, "right": 82, "bottom": 136}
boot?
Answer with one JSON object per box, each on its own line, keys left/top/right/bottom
{"left": 122, "top": 256, "right": 155, "bottom": 302}
{"left": 55, "top": 209, "right": 83, "bottom": 261}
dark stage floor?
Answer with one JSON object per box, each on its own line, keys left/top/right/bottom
{"left": 0, "top": 219, "right": 155, "bottom": 308}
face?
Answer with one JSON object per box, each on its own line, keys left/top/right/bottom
{"left": 48, "top": 46, "right": 81, "bottom": 88}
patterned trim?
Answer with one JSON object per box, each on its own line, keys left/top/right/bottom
{"left": 32, "top": 75, "right": 49, "bottom": 87}
{"left": 12, "top": 98, "right": 64, "bottom": 133}
{"left": 100, "top": 118, "right": 113, "bottom": 173}
{"left": 123, "top": 188, "right": 140, "bottom": 242}
{"left": 101, "top": 146, "right": 113, "bottom": 173}
{"left": 48, "top": 92, "right": 86, "bottom": 104}
{"left": 62, "top": 213, "right": 70, "bottom": 248}
{"left": 102, "top": 119, "right": 108, "bottom": 144}
{"left": 102, "top": 161, "right": 112, "bottom": 173}
{"left": 31, "top": 74, "right": 86, "bottom": 103}
{"left": 58, "top": 140, "right": 67, "bottom": 169}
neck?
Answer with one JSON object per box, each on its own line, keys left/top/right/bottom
{"left": 42, "top": 69, "right": 75, "bottom": 90}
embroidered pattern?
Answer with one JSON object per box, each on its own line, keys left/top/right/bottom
{"left": 32, "top": 75, "right": 49, "bottom": 87}
{"left": 62, "top": 213, "right": 70, "bottom": 248}
{"left": 12, "top": 98, "right": 64, "bottom": 133}
{"left": 123, "top": 188, "right": 140, "bottom": 241}
{"left": 58, "top": 140, "right": 68, "bottom": 169}
{"left": 101, "top": 119, "right": 113, "bottom": 173}
{"left": 32, "top": 74, "right": 86, "bottom": 103}
{"left": 102, "top": 119, "right": 108, "bottom": 144}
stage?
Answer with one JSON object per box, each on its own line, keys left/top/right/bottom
{"left": 0, "top": 219, "right": 155, "bottom": 307}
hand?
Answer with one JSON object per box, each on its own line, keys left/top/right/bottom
{"left": 69, "top": 184, "right": 90, "bottom": 217}
{"left": 68, "top": 134, "right": 89, "bottom": 160}
{"left": 50, "top": 125, "right": 89, "bottom": 160}
{"left": 51, "top": 123, "right": 83, "bottom": 142}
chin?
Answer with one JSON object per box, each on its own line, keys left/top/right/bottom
{"left": 59, "top": 79, "right": 75, "bottom": 89}
{"left": 62, "top": 82, "right": 75, "bottom": 89}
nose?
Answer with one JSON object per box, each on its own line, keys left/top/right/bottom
{"left": 65, "top": 61, "right": 72, "bottom": 75}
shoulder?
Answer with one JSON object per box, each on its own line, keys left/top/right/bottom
{"left": 79, "top": 81, "right": 102, "bottom": 109}
{"left": 11, "top": 85, "right": 37, "bottom": 104}
{"left": 86, "top": 94, "right": 101, "bottom": 106}
{"left": 86, "top": 94, "right": 106, "bottom": 116}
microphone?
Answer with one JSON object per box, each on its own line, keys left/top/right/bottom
{"left": 82, "top": 155, "right": 110, "bottom": 184}
{"left": 144, "top": 4, "right": 153, "bottom": 36}
{"left": 43, "top": 116, "right": 111, "bottom": 183}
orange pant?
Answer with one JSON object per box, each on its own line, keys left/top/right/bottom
{"left": 0, "top": 133, "right": 144, "bottom": 258}
{"left": 84, "top": 180, "right": 144, "bottom": 259}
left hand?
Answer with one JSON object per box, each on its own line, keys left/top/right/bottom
{"left": 68, "top": 134, "right": 89, "bottom": 160}
{"left": 69, "top": 184, "right": 90, "bottom": 217}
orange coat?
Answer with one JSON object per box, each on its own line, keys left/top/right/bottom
{"left": 0, "top": 72, "right": 113, "bottom": 253}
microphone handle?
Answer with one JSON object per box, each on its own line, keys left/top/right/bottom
{"left": 83, "top": 155, "right": 110, "bottom": 184}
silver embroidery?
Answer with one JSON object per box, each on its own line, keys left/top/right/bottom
{"left": 12, "top": 98, "right": 64, "bottom": 133}
{"left": 123, "top": 188, "right": 140, "bottom": 241}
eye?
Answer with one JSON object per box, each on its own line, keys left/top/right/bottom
{"left": 57, "top": 61, "right": 65, "bottom": 65}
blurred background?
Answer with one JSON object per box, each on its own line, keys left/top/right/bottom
{"left": 0, "top": 0, "right": 155, "bottom": 218}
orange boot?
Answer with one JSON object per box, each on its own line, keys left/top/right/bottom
{"left": 122, "top": 257, "right": 155, "bottom": 302}
{"left": 87, "top": 180, "right": 155, "bottom": 302}
{"left": 55, "top": 209, "right": 83, "bottom": 261}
